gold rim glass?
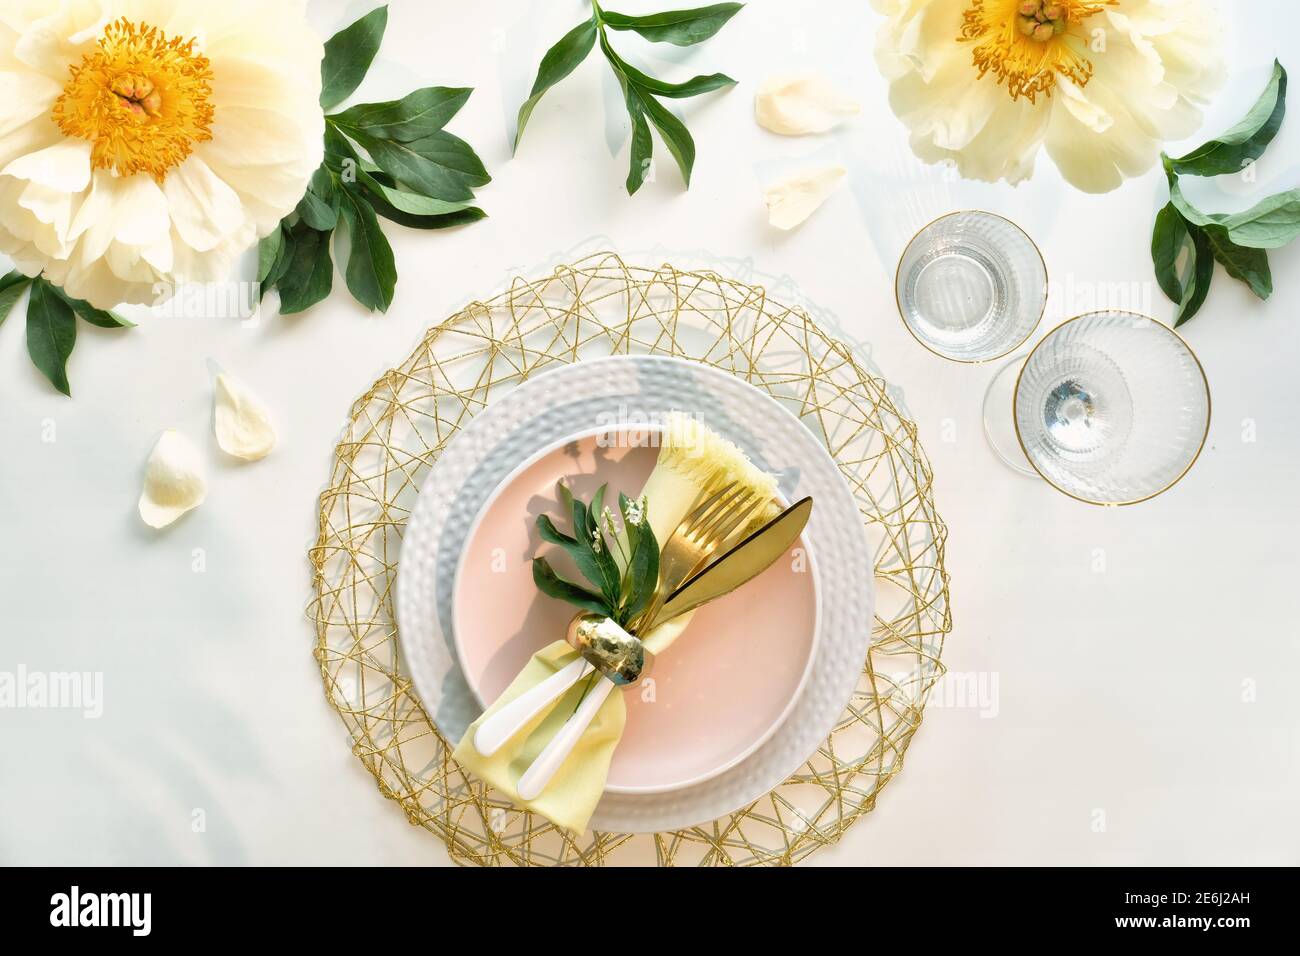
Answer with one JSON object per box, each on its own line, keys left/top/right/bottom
{"left": 1003, "top": 311, "right": 1211, "bottom": 505}
{"left": 895, "top": 210, "right": 1047, "bottom": 363}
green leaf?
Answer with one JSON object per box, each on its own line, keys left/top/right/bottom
{"left": 606, "top": 491, "right": 633, "bottom": 571}
{"left": 514, "top": 17, "right": 598, "bottom": 152}
{"left": 600, "top": 28, "right": 726, "bottom": 194}
{"left": 296, "top": 166, "right": 341, "bottom": 231}
{"left": 538, "top": 513, "right": 578, "bottom": 546}
{"left": 567, "top": 496, "right": 601, "bottom": 589}
{"left": 1218, "top": 189, "right": 1300, "bottom": 249}
{"left": 260, "top": 224, "right": 294, "bottom": 300}
{"left": 599, "top": 30, "right": 735, "bottom": 98}
{"left": 324, "top": 122, "right": 362, "bottom": 166}
{"left": 1202, "top": 222, "right": 1272, "bottom": 299}
{"left": 639, "top": 91, "right": 696, "bottom": 185}
{"left": 587, "top": 485, "right": 623, "bottom": 605}
{"left": 360, "top": 191, "right": 485, "bottom": 230}
{"left": 532, "top": 558, "right": 613, "bottom": 618}
{"left": 616, "top": 64, "right": 736, "bottom": 99}
{"left": 338, "top": 190, "right": 397, "bottom": 312}
{"left": 275, "top": 224, "right": 334, "bottom": 315}
{"left": 50, "top": 286, "right": 134, "bottom": 328}
{"left": 356, "top": 169, "right": 472, "bottom": 216}
{"left": 1167, "top": 60, "right": 1286, "bottom": 177}
{"left": 556, "top": 479, "right": 575, "bottom": 518}
{"left": 330, "top": 127, "right": 486, "bottom": 231}
{"left": 1176, "top": 223, "right": 1215, "bottom": 327}
{"left": 538, "top": 508, "right": 614, "bottom": 603}
{"left": 1151, "top": 202, "right": 1192, "bottom": 304}
{"left": 355, "top": 129, "right": 489, "bottom": 202}
{"left": 605, "top": 38, "right": 655, "bottom": 195}
{"left": 26, "top": 279, "right": 77, "bottom": 395}
{"left": 1162, "top": 155, "right": 1221, "bottom": 229}
{"left": 600, "top": 2, "right": 744, "bottom": 46}
{"left": 569, "top": 495, "right": 620, "bottom": 601}
{"left": 257, "top": 227, "right": 284, "bottom": 283}
{"left": 624, "top": 93, "right": 654, "bottom": 194}
{"left": 622, "top": 508, "right": 659, "bottom": 625}
{"left": 0, "top": 271, "right": 32, "bottom": 327}
{"left": 334, "top": 127, "right": 487, "bottom": 225}
{"left": 320, "top": 5, "right": 388, "bottom": 110}
{"left": 330, "top": 87, "right": 472, "bottom": 141}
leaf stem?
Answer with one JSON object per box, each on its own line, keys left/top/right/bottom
{"left": 569, "top": 671, "right": 600, "bottom": 716}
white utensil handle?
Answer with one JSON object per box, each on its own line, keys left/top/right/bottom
{"left": 473, "top": 657, "right": 593, "bottom": 757}
{"left": 515, "top": 675, "right": 616, "bottom": 801}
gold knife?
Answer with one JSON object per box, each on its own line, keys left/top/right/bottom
{"left": 646, "top": 496, "right": 813, "bottom": 630}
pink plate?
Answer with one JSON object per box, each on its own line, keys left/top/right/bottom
{"left": 452, "top": 429, "right": 819, "bottom": 794}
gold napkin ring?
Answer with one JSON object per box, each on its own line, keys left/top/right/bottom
{"left": 565, "top": 613, "right": 645, "bottom": 685}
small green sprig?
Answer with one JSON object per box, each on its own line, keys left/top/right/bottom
{"left": 260, "top": 5, "right": 489, "bottom": 316}
{"left": 1152, "top": 60, "right": 1299, "bottom": 326}
{"left": 0, "top": 271, "right": 133, "bottom": 396}
{"left": 515, "top": 1, "right": 743, "bottom": 195}
{"left": 532, "top": 481, "right": 660, "bottom": 630}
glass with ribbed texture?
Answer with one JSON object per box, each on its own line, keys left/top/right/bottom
{"left": 1010, "top": 311, "right": 1210, "bottom": 504}
{"left": 896, "top": 211, "right": 1047, "bottom": 363}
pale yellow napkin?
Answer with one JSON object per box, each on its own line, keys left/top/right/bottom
{"left": 453, "top": 642, "right": 625, "bottom": 835}
{"left": 454, "top": 414, "right": 778, "bottom": 834}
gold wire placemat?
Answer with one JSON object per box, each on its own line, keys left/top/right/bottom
{"left": 307, "top": 252, "right": 951, "bottom": 866}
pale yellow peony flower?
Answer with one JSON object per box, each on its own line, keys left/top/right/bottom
{"left": 870, "top": 0, "right": 1225, "bottom": 193}
{"left": 0, "top": 0, "right": 323, "bottom": 308}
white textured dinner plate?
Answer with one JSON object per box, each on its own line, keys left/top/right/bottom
{"left": 397, "top": 355, "right": 874, "bottom": 833}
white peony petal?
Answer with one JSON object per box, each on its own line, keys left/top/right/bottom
{"left": 7, "top": 4, "right": 107, "bottom": 76}
{"left": 763, "top": 165, "right": 846, "bottom": 230}
{"left": 888, "top": 53, "right": 1003, "bottom": 152}
{"left": 1056, "top": 77, "right": 1113, "bottom": 135}
{"left": 1, "top": 138, "right": 91, "bottom": 192}
{"left": 0, "top": 70, "right": 62, "bottom": 137}
{"left": 170, "top": 225, "right": 252, "bottom": 284}
{"left": 17, "top": 180, "right": 72, "bottom": 257}
{"left": 755, "top": 73, "right": 860, "bottom": 136}
{"left": 206, "top": 105, "right": 321, "bottom": 168}
{"left": 213, "top": 373, "right": 277, "bottom": 461}
{"left": 65, "top": 170, "right": 114, "bottom": 258}
{"left": 0, "top": 116, "right": 63, "bottom": 171}
{"left": 0, "top": 176, "right": 39, "bottom": 242}
{"left": 110, "top": 175, "right": 171, "bottom": 247}
{"left": 138, "top": 429, "right": 207, "bottom": 529}
{"left": 59, "top": 243, "right": 145, "bottom": 308}
{"left": 162, "top": 157, "right": 247, "bottom": 253}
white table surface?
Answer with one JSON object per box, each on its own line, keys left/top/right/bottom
{"left": 1, "top": 0, "right": 1297, "bottom": 866}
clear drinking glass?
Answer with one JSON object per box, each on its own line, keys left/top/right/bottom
{"left": 895, "top": 210, "right": 1047, "bottom": 363}
{"left": 983, "top": 311, "right": 1211, "bottom": 505}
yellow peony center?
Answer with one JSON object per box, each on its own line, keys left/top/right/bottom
{"left": 52, "top": 18, "right": 214, "bottom": 181}
{"left": 960, "top": 0, "right": 1114, "bottom": 102}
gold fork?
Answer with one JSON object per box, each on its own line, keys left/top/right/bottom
{"left": 508, "top": 480, "right": 764, "bottom": 800}
{"left": 631, "top": 480, "right": 765, "bottom": 634}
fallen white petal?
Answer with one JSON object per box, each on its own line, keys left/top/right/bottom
{"left": 214, "top": 373, "right": 277, "bottom": 461}
{"left": 139, "top": 430, "right": 207, "bottom": 528}
{"left": 755, "top": 73, "right": 860, "bottom": 136}
{"left": 763, "top": 165, "right": 846, "bottom": 230}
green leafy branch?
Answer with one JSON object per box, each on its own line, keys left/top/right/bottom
{"left": 532, "top": 482, "right": 660, "bottom": 629}
{"left": 515, "top": 1, "right": 743, "bottom": 194}
{"left": 0, "top": 271, "right": 133, "bottom": 396}
{"left": 260, "top": 5, "right": 489, "bottom": 316}
{"left": 1152, "top": 60, "right": 1299, "bottom": 326}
